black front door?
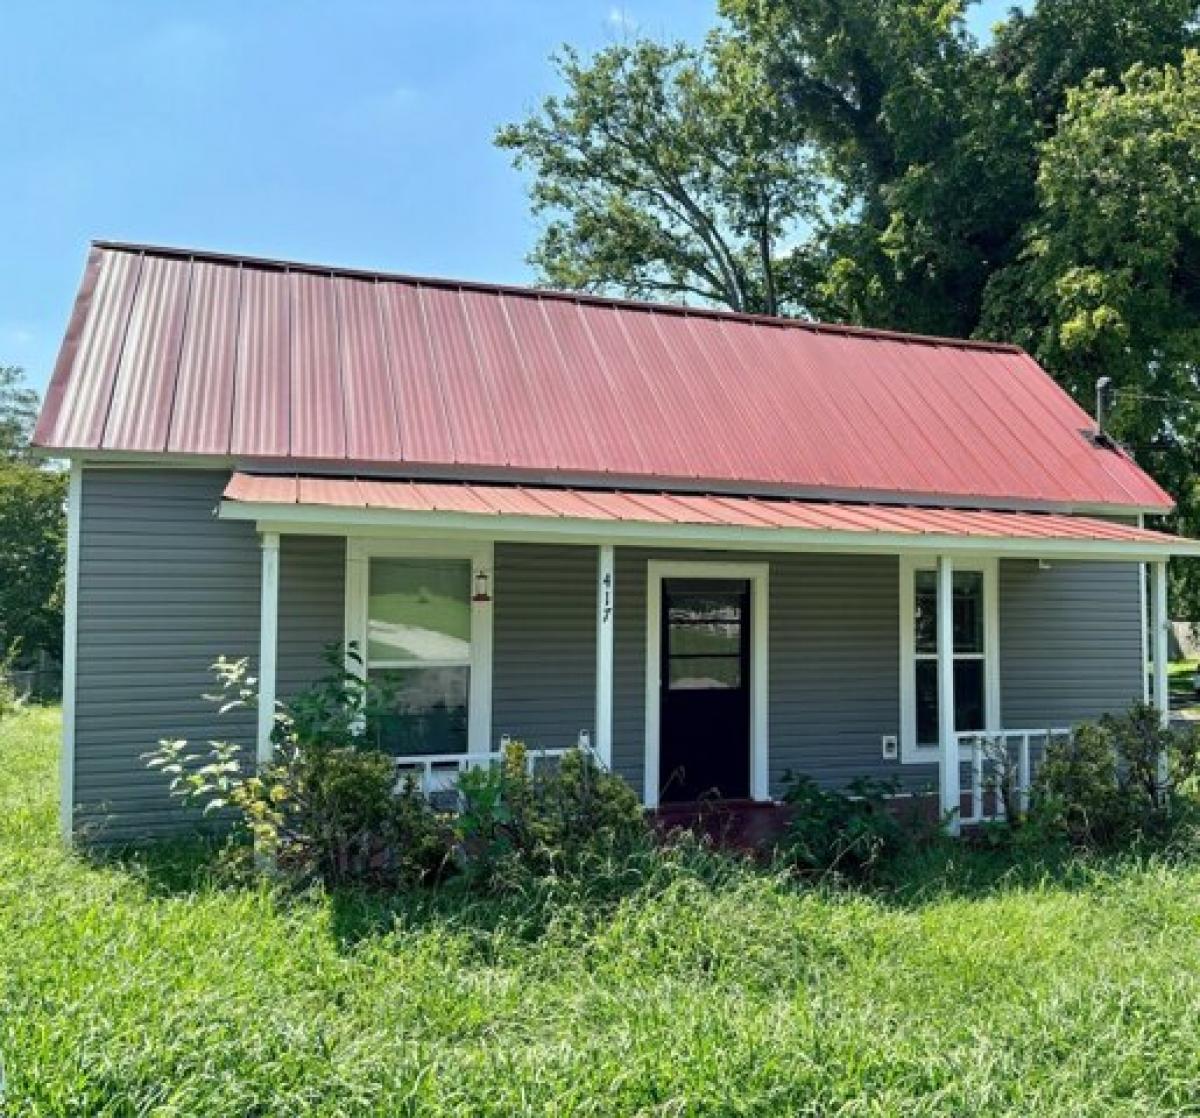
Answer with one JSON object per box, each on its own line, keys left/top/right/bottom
{"left": 659, "top": 578, "right": 751, "bottom": 803}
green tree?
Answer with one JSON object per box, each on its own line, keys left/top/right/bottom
{"left": 496, "top": 35, "right": 822, "bottom": 315}
{"left": 0, "top": 366, "right": 64, "bottom": 664}
{"left": 980, "top": 51, "right": 1200, "bottom": 607}
{"left": 0, "top": 464, "right": 66, "bottom": 663}
{"left": 721, "top": 0, "right": 1197, "bottom": 336}
{"left": 1, "top": 365, "right": 40, "bottom": 463}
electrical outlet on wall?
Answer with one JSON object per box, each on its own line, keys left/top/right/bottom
{"left": 881, "top": 734, "right": 899, "bottom": 760}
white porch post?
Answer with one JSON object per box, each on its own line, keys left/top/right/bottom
{"left": 1152, "top": 560, "right": 1170, "bottom": 722}
{"left": 257, "top": 532, "right": 280, "bottom": 766}
{"left": 1152, "top": 559, "right": 1171, "bottom": 795}
{"left": 595, "top": 544, "right": 615, "bottom": 768}
{"left": 937, "top": 554, "right": 961, "bottom": 834}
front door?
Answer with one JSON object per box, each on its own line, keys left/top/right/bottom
{"left": 659, "top": 578, "right": 751, "bottom": 803}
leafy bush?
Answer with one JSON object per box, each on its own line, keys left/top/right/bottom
{"left": 1029, "top": 703, "right": 1200, "bottom": 849}
{"left": 147, "top": 649, "right": 648, "bottom": 891}
{"left": 778, "top": 774, "right": 922, "bottom": 879}
{"left": 457, "top": 740, "right": 647, "bottom": 889}
{"left": 147, "top": 651, "right": 454, "bottom": 888}
{"left": 0, "top": 640, "right": 23, "bottom": 720}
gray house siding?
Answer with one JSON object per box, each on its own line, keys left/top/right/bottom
{"left": 278, "top": 535, "right": 345, "bottom": 698}
{"left": 69, "top": 471, "right": 1149, "bottom": 839}
{"left": 73, "top": 468, "right": 260, "bottom": 841}
{"left": 999, "top": 559, "right": 1144, "bottom": 727}
{"left": 492, "top": 543, "right": 597, "bottom": 751}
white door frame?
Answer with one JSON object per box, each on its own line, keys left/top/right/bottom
{"left": 644, "top": 560, "right": 770, "bottom": 808}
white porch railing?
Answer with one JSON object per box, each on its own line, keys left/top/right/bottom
{"left": 393, "top": 746, "right": 577, "bottom": 800}
{"left": 955, "top": 728, "right": 1072, "bottom": 824}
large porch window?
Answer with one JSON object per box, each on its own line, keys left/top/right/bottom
{"left": 900, "top": 556, "right": 999, "bottom": 763}
{"left": 346, "top": 539, "right": 493, "bottom": 758}
{"left": 368, "top": 557, "right": 471, "bottom": 755}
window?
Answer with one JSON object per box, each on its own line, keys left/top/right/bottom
{"left": 900, "top": 558, "right": 997, "bottom": 761}
{"left": 664, "top": 581, "right": 748, "bottom": 691}
{"left": 347, "top": 541, "right": 492, "bottom": 759}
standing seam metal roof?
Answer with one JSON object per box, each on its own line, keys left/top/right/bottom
{"left": 33, "top": 241, "right": 1174, "bottom": 511}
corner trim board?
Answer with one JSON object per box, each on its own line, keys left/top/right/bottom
{"left": 60, "top": 461, "right": 83, "bottom": 843}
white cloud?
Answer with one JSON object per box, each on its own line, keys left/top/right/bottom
{"left": 607, "top": 6, "right": 639, "bottom": 33}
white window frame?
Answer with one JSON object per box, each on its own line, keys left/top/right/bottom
{"left": 344, "top": 537, "right": 494, "bottom": 755}
{"left": 899, "top": 554, "right": 1000, "bottom": 764}
{"left": 644, "top": 560, "right": 770, "bottom": 807}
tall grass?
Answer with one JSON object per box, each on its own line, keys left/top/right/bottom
{"left": 3, "top": 707, "right": 1200, "bottom": 1115}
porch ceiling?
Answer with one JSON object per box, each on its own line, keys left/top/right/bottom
{"left": 219, "top": 473, "right": 1200, "bottom": 559}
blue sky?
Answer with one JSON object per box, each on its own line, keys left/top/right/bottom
{"left": 2, "top": 1, "right": 1016, "bottom": 395}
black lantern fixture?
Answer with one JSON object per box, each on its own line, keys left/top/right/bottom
{"left": 473, "top": 569, "right": 492, "bottom": 603}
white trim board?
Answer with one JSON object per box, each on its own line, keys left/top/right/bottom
{"left": 898, "top": 555, "right": 1000, "bottom": 765}
{"left": 644, "top": 560, "right": 770, "bottom": 808}
{"left": 59, "top": 461, "right": 83, "bottom": 843}
{"left": 220, "top": 503, "right": 1200, "bottom": 562}
{"left": 344, "top": 537, "right": 494, "bottom": 755}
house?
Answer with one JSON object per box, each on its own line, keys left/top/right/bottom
{"left": 34, "top": 241, "right": 1200, "bottom": 843}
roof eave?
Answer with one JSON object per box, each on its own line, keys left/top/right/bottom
{"left": 217, "top": 499, "right": 1200, "bottom": 561}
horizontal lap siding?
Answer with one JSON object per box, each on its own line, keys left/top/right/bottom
{"left": 278, "top": 536, "right": 345, "bottom": 698}
{"left": 770, "top": 553, "right": 923, "bottom": 792}
{"left": 999, "top": 559, "right": 1144, "bottom": 727}
{"left": 492, "top": 543, "right": 597, "bottom": 751}
{"left": 73, "top": 473, "right": 347, "bottom": 843}
{"left": 74, "top": 469, "right": 260, "bottom": 842}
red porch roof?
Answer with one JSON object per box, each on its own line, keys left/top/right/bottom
{"left": 222, "top": 474, "right": 1195, "bottom": 554}
{"left": 35, "top": 241, "right": 1173, "bottom": 512}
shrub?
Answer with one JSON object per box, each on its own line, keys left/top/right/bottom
{"left": 147, "top": 650, "right": 648, "bottom": 892}
{"left": 1029, "top": 702, "right": 1200, "bottom": 849}
{"left": 777, "top": 774, "right": 919, "bottom": 879}
{"left": 456, "top": 740, "right": 647, "bottom": 889}
{"left": 0, "top": 642, "right": 21, "bottom": 720}
{"left": 146, "top": 650, "right": 455, "bottom": 888}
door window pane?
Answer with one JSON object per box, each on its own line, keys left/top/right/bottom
{"left": 369, "top": 666, "right": 469, "bottom": 755}
{"left": 668, "top": 621, "right": 742, "bottom": 657}
{"left": 669, "top": 656, "right": 742, "bottom": 690}
{"left": 368, "top": 558, "right": 471, "bottom": 664}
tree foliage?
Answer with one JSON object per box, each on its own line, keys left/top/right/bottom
{"left": 981, "top": 50, "right": 1200, "bottom": 605}
{"left": 502, "top": 0, "right": 1200, "bottom": 606}
{"left": 496, "top": 36, "right": 821, "bottom": 315}
{"left": 0, "top": 366, "right": 64, "bottom": 664}
{"left": 0, "top": 463, "right": 65, "bottom": 663}
{"left": 0, "top": 365, "right": 40, "bottom": 464}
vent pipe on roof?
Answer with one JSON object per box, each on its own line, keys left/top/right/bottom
{"left": 1095, "top": 376, "right": 1113, "bottom": 435}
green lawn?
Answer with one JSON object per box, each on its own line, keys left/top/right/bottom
{"left": 4, "top": 709, "right": 1200, "bottom": 1115}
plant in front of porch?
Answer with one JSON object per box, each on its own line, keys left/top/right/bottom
{"left": 146, "top": 650, "right": 649, "bottom": 891}
{"left": 456, "top": 740, "right": 647, "bottom": 890}
{"left": 146, "top": 652, "right": 456, "bottom": 888}
{"left": 776, "top": 774, "right": 934, "bottom": 880}
{"left": 1023, "top": 703, "right": 1200, "bottom": 850}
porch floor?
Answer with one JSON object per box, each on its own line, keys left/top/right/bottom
{"left": 651, "top": 799, "right": 792, "bottom": 853}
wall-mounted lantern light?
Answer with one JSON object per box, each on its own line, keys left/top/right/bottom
{"left": 473, "top": 569, "right": 492, "bottom": 603}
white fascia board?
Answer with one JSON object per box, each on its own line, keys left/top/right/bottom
{"left": 217, "top": 500, "right": 1200, "bottom": 562}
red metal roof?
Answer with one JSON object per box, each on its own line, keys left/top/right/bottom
{"left": 35, "top": 241, "right": 1173, "bottom": 512}
{"left": 223, "top": 473, "right": 1191, "bottom": 550}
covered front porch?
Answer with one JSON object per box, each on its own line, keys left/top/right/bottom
{"left": 222, "top": 474, "right": 1198, "bottom": 834}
